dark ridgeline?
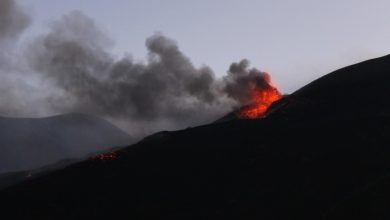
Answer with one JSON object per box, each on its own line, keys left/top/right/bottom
{"left": 2, "top": 55, "right": 390, "bottom": 219}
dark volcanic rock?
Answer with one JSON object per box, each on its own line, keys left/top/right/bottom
{"left": 2, "top": 55, "right": 390, "bottom": 219}
{"left": 275, "top": 54, "right": 390, "bottom": 120}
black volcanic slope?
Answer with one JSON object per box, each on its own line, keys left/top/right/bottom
{"left": 0, "top": 113, "right": 131, "bottom": 173}
{"left": 2, "top": 55, "right": 390, "bottom": 219}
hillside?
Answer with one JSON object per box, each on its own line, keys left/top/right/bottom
{"left": 0, "top": 113, "right": 132, "bottom": 173}
{"left": 2, "top": 55, "right": 390, "bottom": 219}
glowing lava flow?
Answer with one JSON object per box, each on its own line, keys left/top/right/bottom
{"left": 237, "top": 78, "right": 282, "bottom": 119}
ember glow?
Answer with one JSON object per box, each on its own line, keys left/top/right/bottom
{"left": 238, "top": 75, "right": 282, "bottom": 119}
{"left": 92, "top": 152, "right": 117, "bottom": 161}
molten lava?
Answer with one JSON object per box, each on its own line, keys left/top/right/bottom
{"left": 238, "top": 77, "right": 282, "bottom": 119}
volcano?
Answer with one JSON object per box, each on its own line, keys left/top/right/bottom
{"left": 2, "top": 55, "right": 390, "bottom": 219}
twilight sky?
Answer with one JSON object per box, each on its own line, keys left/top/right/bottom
{"left": 19, "top": 0, "right": 390, "bottom": 93}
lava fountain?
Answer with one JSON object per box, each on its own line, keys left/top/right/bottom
{"left": 237, "top": 73, "right": 282, "bottom": 119}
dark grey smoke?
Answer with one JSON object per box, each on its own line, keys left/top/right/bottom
{"left": 224, "top": 59, "right": 273, "bottom": 104}
{"left": 0, "top": 0, "right": 29, "bottom": 43}
{"left": 0, "top": 1, "right": 274, "bottom": 138}
{"left": 0, "top": 0, "right": 29, "bottom": 66}
{"left": 0, "top": 0, "right": 28, "bottom": 68}
{"left": 0, "top": 0, "right": 39, "bottom": 116}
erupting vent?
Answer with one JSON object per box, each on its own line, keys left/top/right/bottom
{"left": 237, "top": 75, "right": 282, "bottom": 119}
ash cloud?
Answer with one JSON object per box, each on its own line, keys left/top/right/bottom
{"left": 0, "top": 0, "right": 29, "bottom": 65}
{"left": 0, "top": 0, "right": 30, "bottom": 43}
{"left": 0, "top": 1, "right": 274, "bottom": 138}
{"left": 0, "top": 0, "right": 41, "bottom": 116}
{"left": 224, "top": 59, "right": 273, "bottom": 104}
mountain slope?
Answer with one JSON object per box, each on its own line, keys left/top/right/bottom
{"left": 0, "top": 113, "right": 132, "bottom": 173}
{"left": 271, "top": 54, "right": 390, "bottom": 120}
{"left": 2, "top": 55, "right": 390, "bottom": 219}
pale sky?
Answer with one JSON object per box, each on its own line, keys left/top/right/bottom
{"left": 19, "top": 0, "right": 390, "bottom": 93}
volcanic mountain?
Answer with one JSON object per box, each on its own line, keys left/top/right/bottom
{"left": 0, "top": 113, "right": 132, "bottom": 174}
{"left": 2, "top": 55, "right": 390, "bottom": 219}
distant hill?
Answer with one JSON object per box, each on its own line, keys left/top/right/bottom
{"left": 0, "top": 113, "right": 132, "bottom": 173}
{"left": 3, "top": 55, "right": 390, "bottom": 219}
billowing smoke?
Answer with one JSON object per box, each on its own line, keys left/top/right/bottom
{"left": 0, "top": 0, "right": 40, "bottom": 116}
{"left": 224, "top": 59, "right": 274, "bottom": 105}
{"left": 0, "top": 0, "right": 28, "bottom": 70}
{"left": 0, "top": 0, "right": 29, "bottom": 43}
{"left": 0, "top": 0, "right": 275, "bottom": 139}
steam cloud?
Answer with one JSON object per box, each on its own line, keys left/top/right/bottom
{"left": 0, "top": 0, "right": 273, "bottom": 138}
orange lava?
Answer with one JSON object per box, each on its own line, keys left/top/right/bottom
{"left": 238, "top": 79, "right": 282, "bottom": 119}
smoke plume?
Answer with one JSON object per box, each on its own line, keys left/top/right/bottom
{"left": 0, "top": 0, "right": 29, "bottom": 43}
{"left": 0, "top": 0, "right": 275, "bottom": 138}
